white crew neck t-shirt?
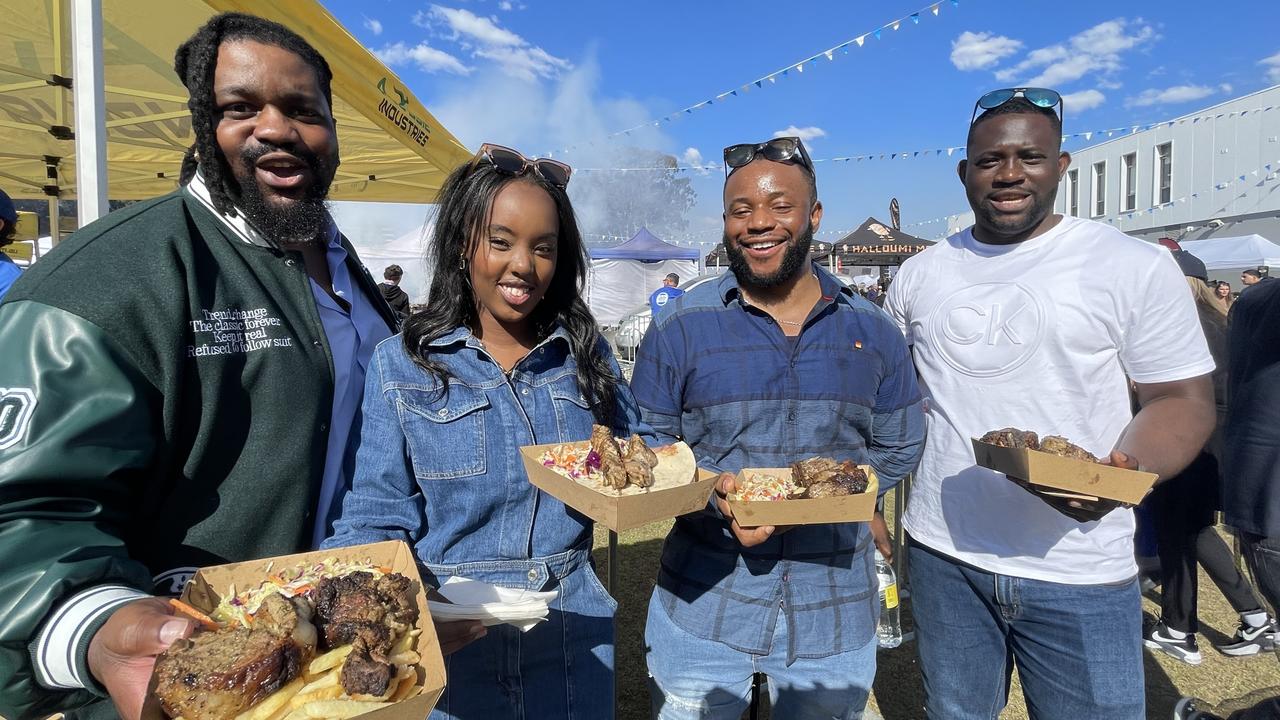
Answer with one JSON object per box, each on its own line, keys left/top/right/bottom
{"left": 886, "top": 215, "right": 1214, "bottom": 584}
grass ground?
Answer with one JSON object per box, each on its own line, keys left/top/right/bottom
{"left": 592, "top": 497, "right": 1280, "bottom": 720}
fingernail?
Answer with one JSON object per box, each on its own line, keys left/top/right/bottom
{"left": 159, "top": 619, "right": 189, "bottom": 644}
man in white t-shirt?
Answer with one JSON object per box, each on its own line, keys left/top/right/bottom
{"left": 886, "top": 89, "right": 1216, "bottom": 719}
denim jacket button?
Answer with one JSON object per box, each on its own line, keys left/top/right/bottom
{"left": 521, "top": 387, "right": 530, "bottom": 395}
{"left": 437, "top": 409, "right": 448, "bottom": 417}
{"left": 527, "top": 569, "right": 538, "bottom": 581}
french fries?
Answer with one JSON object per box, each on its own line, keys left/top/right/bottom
{"left": 235, "top": 678, "right": 304, "bottom": 720}
{"left": 275, "top": 626, "right": 421, "bottom": 720}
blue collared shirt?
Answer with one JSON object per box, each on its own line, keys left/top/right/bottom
{"left": 310, "top": 238, "right": 393, "bottom": 548}
{"left": 629, "top": 265, "right": 926, "bottom": 662}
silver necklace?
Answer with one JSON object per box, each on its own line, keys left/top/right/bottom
{"left": 777, "top": 318, "right": 804, "bottom": 326}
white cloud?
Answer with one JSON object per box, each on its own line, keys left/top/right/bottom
{"left": 430, "top": 5, "right": 524, "bottom": 47}
{"left": 415, "top": 5, "right": 571, "bottom": 81}
{"left": 1062, "top": 89, "right": 1106, "bottom": 111}
{"left": 994, "top": 18, "right": 1156, "bottom": 87}
{"left": 773, "top": 125, "right": 826, "bottom": 143}
{"left": 363, "top": 17, "right": 383, "bottom": 36}
{"left": 498, "top": 0, "right": 515, "bottom": 9}
{"left": 1261, "top": 51, "right": 1280, "bottom": 84}
{"left": 950, "top": 31, "right": 1023, "bottom": 71}
{"left": 1124, "top": 84, "right": 1221, "bottom": 107}
{"left": 681, "top": 148, "right": 704, "bottom": 167}
{"left": 375, "top": 42, "right": 472, "bottom": 76}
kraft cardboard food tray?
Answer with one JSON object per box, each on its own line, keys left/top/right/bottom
{"left": 971, "top": 438, "right": 1158, "bottom": 504}
{"left": 728, "top": 466, "right": 879, "bottom": 527}
{"left": 520, "top": 442, "right": 718, "bottom": 532}
{"left": 143, "top": 540, "right": 445, "bottom": 720}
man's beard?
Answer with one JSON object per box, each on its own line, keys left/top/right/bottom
{"left": 231, "top": 143, "right": 334, "bottom": 245}
{"left": 724, "top": 222, "right": 814, "bottom": 290}
{"left": 975, "top": 191, "right": 1054, "bottom": 239}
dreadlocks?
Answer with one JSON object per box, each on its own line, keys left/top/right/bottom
{"left": 173, "top": 13, "right": 334, "bottom": 218}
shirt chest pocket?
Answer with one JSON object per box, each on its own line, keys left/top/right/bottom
{"left": 396, "top": 385, "right": 490, "bottom": 480}
{"left": 547, "top": 377, "right": 596, "bottom": 443}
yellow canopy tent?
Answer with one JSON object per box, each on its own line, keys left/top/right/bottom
{"left": 0, "top": 0, "right": 471, "bottom": 211}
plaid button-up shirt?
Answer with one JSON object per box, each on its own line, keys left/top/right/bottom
{"left": 630, "top": 266, "right": 925, "bottom": 662}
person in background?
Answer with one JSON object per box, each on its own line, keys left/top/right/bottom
{"left": 0, "top": 188, "right": 21, "bottom": 301}
{"left": 1240, "top": 268, "right": 1271, "bottom": 290}
{"left": 1215, "top": 280, "right": 1234, "bottom": 312}
{"left": 1176, "top": 260, "right": 1280, "bottom": 720}
{"left": 1142, "top": 252, "right": 1275, "bottom": 665}
{"left": 648, "top": 272, "right": 684, "bottom": 317}
{"left": 379, "top": 263, "right": 411, "bottom": 322}
{"left": 0, "top": 14, "right": 397, "bottom": 719}
{"left": 325, "top": 144, "right": 642, "bottom": 719}
{"left": 633, "top": 136, "right": 925, "bottom": 719}
{"left": 887, "top": 88, "right": 1215, "bottom": 719}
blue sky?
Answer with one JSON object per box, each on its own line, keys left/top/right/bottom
{"left": 321, "top": 0, "right": 1280, "bottom": 248}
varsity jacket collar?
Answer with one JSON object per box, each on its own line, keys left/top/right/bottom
{"left": 183, "top": 169, "right": 338, "bottom": 251}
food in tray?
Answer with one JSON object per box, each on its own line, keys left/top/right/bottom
{"left": 738, "top": 458, "right": 870, "bottom": 501}
{"left": 980, "top": 427, "right": 1099, "bottom": 462}
{"left": 540, "top": 425, "right": 695, "bottom": 494}
{"left": 154, "top": 562, "right": 423, "bottom": 720}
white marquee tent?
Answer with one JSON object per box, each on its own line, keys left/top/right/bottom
{"left": 1179, "top": 234, "right": 1280, "bottom": 270}
{"left": 586, "top": 228, "right": 698, "bottom": 325}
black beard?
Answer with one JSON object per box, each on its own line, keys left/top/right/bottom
{"left": 231, "top": 143, "right": 333, "bottom": 245}
{"left": 725, "top": 222, "right": 814, "bottom": 290}
{"left": 974, "top": 192, "right": 1055, "bottom": 240}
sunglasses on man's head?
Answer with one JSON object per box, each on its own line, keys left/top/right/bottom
{"left": 475, "top": 143, "right": 572, "bottom": 188}
{"left": 722, "top": 137, "right": 815, "bottom": 178}
{"left": 970, "top": 87, "right": 1063, "bottom": 125}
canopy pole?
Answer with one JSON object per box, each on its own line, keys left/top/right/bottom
{"left": 71, "top": 0, "right": 108, "bottom": 225}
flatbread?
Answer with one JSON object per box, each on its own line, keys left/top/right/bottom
{"left": 649, "top": 442, "right": 696, "bottom": 488}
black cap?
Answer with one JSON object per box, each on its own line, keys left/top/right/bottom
{"left": 0, "top": 188, "right": 16, "bottom": 226}
{"left": 1172, "top": 249, "right": 1207, "bottom": 281}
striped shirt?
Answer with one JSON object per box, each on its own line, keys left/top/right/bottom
{"left": 630, "top": 265, "right": 925, "bottom": 661}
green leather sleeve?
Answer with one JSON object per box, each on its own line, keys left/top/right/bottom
{"left": 0, "top": 300, "right": 157, "bottom": 719}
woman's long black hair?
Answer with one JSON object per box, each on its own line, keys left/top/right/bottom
{"left": 402, "top": 161, "right": 619, "bottom": 429}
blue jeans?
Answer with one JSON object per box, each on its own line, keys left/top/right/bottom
{"left": 645, "top": 592, "right": 876, "bottom": 719}
{"left": 908, "top": 538, "right": 1144, "bottom": 720}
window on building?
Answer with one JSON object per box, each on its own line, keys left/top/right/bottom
{"left": 1092, "top": 161, "right": 1106, "bottom": 217}
{"left": 1067, "top": 168, "right": 1079, "bottom": 217}
{"left": 1122, "top": 152, "right": 1137, "bottom": 212}
{"left": 1155, "top": 142, "right": 1173, "bottom": 205}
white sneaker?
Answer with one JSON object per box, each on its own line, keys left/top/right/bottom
{"left": 1144, "top": 622, "right": 1203, "bottom": 665}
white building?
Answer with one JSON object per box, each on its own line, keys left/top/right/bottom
{"left": 1055, "top": 85, "right": 1280, "bottom": 244}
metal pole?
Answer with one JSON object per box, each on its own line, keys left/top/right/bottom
{"left": 607, "top": 530, "right": 618, "bottom": 592}
{"left": 71, "top": 0, "right": 108, "bottom": 224}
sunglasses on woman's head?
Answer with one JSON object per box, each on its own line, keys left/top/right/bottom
{"left": 722, "top": 137, "right": 815, "bottom": 178}
{"left": 970, "top": 87, "right": 1063, "bottom": 125}
{"left": 475, "top": 143, "right": 572, "bottom": 188}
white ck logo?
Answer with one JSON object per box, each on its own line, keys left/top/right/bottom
{"left": 942, "top": 302, "right": 1031, "bottom": 346}
{"left": 928, "top": 283, "right": 1047, "bottom": 378}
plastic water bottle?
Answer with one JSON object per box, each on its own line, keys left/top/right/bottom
{"left": 875, "top": 549, "right": 902, "bottom": 648}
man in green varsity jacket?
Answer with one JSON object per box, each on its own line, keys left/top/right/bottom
{"left": 0, "top": 14, "right": 400, "bottom": 720}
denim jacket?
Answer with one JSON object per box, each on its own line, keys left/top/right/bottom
{"left": 324, "top": 325, "right": 643, "bottom": 591}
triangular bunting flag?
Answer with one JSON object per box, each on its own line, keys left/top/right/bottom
{"left": 755, "top": 80, "right": 763, "bottom": 88}
{"left": 932, "top": 4, "right": 940, "bottom": 15}
{"left": 796, "top": 63, "right": 804, "bottom": 73}
{"left": 874, "top": 28, "right": 882, "bottom": 40}
{"left": 824, "top": 50, "right": 834, "bottom": 61}
{"left": 911, "top": 13, "right": 920, "bottom": 23}
{"left": 855, "top": 35, "right": 865, "bottom": 47}
{"left": 891, "top": 20, "right": 901, "bottom": 31}
{"left": 947, "top": 148, "right": 955, "bottom": 157}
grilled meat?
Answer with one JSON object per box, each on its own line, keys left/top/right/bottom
{"left": 798, "top": 463, "right": 869, "bottom": 498}
{"left": 313, "top": 571, "right": 419, "bottom": 697}
{"left": 790, "top": 457, "right": 842, "bottom": 488}
{"left": 624, "top": 459, "right": 654, "bottom": 488}
{"left": 1039, "top": 435, "right": 1099, "bottom": 462}
{"left": 623, "top": 434, "right": 658, "bottom": 467}
{"left": 341, "top": 649, "right": 394, "bottom": 698}
{"left": 980, "top": 427, "right": 1041, "bottom": 450}
{"left": 154, "top": 594, "right": 317, "bottom": 720}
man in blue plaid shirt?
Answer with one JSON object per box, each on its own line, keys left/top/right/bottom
{"left": 631, "top": 136, "right": 926, "bottom": 719}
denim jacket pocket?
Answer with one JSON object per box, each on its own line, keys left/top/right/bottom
{"left": 547, "top": 375, "right": 595, "bottom": 443}
{"left": 396, "top": 384, "right": 489, "bottom": 480}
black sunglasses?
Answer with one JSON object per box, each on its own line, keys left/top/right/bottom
{"left": 722, "top": 137, "right": 815, "bottom": 178}
{"left": 970, "top": 87, "right": 1063, "bottom": 124}
{"left": 474, "top": 143, "right": 572, "bottom": 188}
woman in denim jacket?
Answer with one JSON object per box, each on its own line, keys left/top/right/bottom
{"left": 324, "top": 145, "right": 642, "bottom": 719}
